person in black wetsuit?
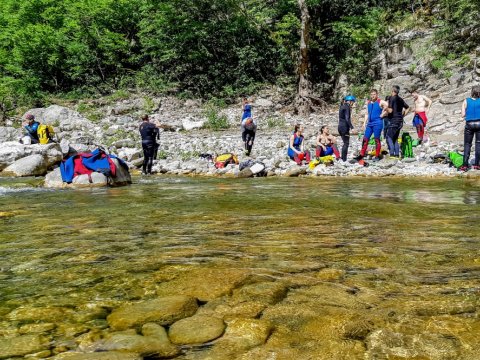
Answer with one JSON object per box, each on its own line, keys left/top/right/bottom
{"left": 338, "top": 95, "right": 355, "bottom": 161}
{"left": 241, "top": 117, "right": 257, "bottom": 156}
{"left": 139, "top": 115, "right": 159, "bottom": 175}
{"left": 386, "top": 85, "right": 410, "bottom": 158}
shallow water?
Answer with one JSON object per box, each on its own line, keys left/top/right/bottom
{"left": 1, "top": 176, "right": 479, "bottom": 359}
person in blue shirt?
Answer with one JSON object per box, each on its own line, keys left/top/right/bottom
{"left": 356, "top": 89, "right": 388, "bottom": 161}
{"left": 23, "top": 114, "right": 40, "bottom": 144}
{"left": 460, "top": 85, "right": 480, "bottom": 171}
{"left": 288, "top": 125, "right": 311, "bottom": 165}
{"left": 242, "top": 97, "right": 252, "bottom": 121}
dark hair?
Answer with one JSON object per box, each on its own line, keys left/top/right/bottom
{"left": 294, "top": 124, "right": 301, "bottom": 133}
{"left": 385, "top": 96, "right": 390, "bottom": 101}
{"left": 392, "top": 85, "right": 400, "bottom": 94}
{"left": 370, "top": 89, "right": 378, "bottom": 94}
{"left": 320, "top": 125, "right": 327, "bottom": 133}
{"left": 141, "top": 114, "right": 149, "bottom": 121}
{"left": 471, "top": 85, "right": 480, "bottom": 98}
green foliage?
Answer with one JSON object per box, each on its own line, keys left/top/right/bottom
{"left": 157, "top": 150, "right": 169, "bottom": 160}
{"left": 180, "top": 150, "right": 200, "bottom": 161}
{"left": 266, "top": 116, "right": 287, "bottom": 128}
{"left": 203, "top": 104, "right": 229, "bottom": 131}
{"left": 77, "top": 103, "right": 103, "bottom": 123}
{"left": 430, "top": 57, "right": 448, "bottom": 73}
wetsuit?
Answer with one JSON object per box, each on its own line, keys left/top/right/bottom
{"left": 242, "top": 104, "right": 252, "bottom": 121}
{"left": 360, "top": 99, "right": 383, "bottom": 158}
{"left": 386, "top": 95, "right": 409, "bottom": 157}
{"left": 139, "top": 122, "right": 159, "bottom": 174}
{"left": 338, "top": 103, "right": 354, "bottom": 161}
{"left": 24, "top": 121, "right": 40, "bottom": 144}
{"left": 241, "top": 119, "right": 257, "bottom": 156}
{"left": 288, "top": 133, "right": 311, "bottom": 164}
{"left": 463, "top": 98, "right": 480, "bottom": 167}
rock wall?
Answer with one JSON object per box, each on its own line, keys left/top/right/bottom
{"left": 344, "top": 30, "right": 480, "bottom": 138}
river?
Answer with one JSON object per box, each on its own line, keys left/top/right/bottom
{"left": 0, "top": 176, "right": 479, "bottom": 359}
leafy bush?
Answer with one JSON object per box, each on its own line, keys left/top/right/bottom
{"left": 203, "top": 105, "right": 229, "bottom": 131}
{"left": 266, "top": 117, "right": 286, "bottom": 128}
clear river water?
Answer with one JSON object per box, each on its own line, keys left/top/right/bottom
{"left": 0, "top": 176, "right": 479, "bottom": 359}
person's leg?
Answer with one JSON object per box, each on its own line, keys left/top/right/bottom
{"left": 305, "top": 151, "right": 311, "bottom": 164}
{"left": 247, "top": 132, "right": 255, "bottom": 155}
{"left": 392, "top": 123, "right": 402, "bottom": 157}
{"left": 463, "top": 122, "right": 474, "bottom": 167}
{"left": 331, "top": 145, "right": 340, "bottom": 159}
{"left": 316, "top": 146, "right": 323, "bottom": 158}
{"left": 340, "top": 133, "right": 349, "bottom": 161}
{"left": 142, "top": 143, "right": 149, "bottom": 174}
{"left": 383, "top": 118, "right": 390, "bottom": 140}
{"left": 373, "top": 123, "right": 383, "bottom": 158}
{"left": 386, "top": 124, "right": 396, "bottom": 156}
{"left": 414, "top": 114, "right": 424, "bottom": 141}
{"left": 474, "top": 125, "right": 480, "bottom": 167}
{"left": 360, "top": 125, "right": 374, "bottom": 157}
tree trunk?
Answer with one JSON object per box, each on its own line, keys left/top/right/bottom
{"left": 295, "top": 0, "right": 311, "bottom": 116}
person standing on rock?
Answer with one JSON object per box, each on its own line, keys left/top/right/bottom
{"left": 460, "top": 85, "right": 480, "bottom": 171}
{"left": 288, "top": 125, "right": 311, "bottom": 165}
{"left": 386, "top": 85, "right": 410, "bottom": 159}
{"left": 356, "top": 89, "right": 388, "bottom": 162}
{"left": 411, "top": 90, "right": 432, "bottom": 144}
{"left": 338, "top": 95, "right": 355, "bottom": 161}
{"left": 139, "top": 114, "right": 159, "bottom": 175}
{"left": 242, "top": 97, "right": 252, "bottom": 121}
{"left": 316, "top": 125, "right": 340, "bottom": 159}
{"left": 22, "top": 114, "right": 40, "bottom": 144}
{"left": 241, "top": 117, "right": 257, "bottom": 156}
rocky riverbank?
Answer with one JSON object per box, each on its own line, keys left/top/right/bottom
{"left": 0, "top": 96, "right": 478, "bottom": 182}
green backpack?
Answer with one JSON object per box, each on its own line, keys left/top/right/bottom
{"left": 401, "top": 132, "right": 414, "bottom": 158}
{"left": 448, "top": 152, "right": 464, "bottom": 169}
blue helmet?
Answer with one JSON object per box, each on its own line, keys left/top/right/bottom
{"left": 344, "top": 95, "right": 356, "bottom": 102}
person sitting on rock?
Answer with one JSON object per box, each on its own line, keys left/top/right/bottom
{"left": 139, "top": 114, "right": 159, "bottom": 175}
{"left": 242, "top": 97, "right": 252, "bottom": 121}
{"left": 460, "top": 85, "right": 480, "bottom": 171}
{"left": 316, "top": 125, "right": 340, "bottom": 159}
{"left": 22, "top": 114, "right": 40, "bottom": 144}
{"left": 241, "top": 117, "right": 257, "bottom": 156}
{"left": 288, "top": 124, "right": 311, "bottom": 165}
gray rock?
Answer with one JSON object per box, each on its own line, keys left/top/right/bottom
{"left": 237, "top": 168, "right": 254, "bottom": 178}
{"left": 0, "top": 142, "right": 62, "bottom": 171}
{"left": 285, "top": 166, "right": 307, "bottom": 177}
{"left": 3, "top": 154, "right": 48, "bottom": 176}
{"left": 72, "top": 172, "right": 108, "bottom": 187}
{"left": 255, "top": 98, "right": 274, "bottom": 107}
{"left": 26, "top": 105, "right": 92, "bottom": 132}
{"left": 0, "top": 126, "right": 22, "bottom": 142}
{"left": 182, "top": 118, "right": 205, "bottom": 131}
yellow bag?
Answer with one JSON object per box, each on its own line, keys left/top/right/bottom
{"left": 308, "top": 159, "right": 320, "bottom": 170}
{"left": 37, "top": 124, "right": 55, "bottom": 145}
{"left": 319, "top": 155, "right": 335, "bottom": 165}
{"left": 214, "top": 153, "right": 238, "bottom": 169}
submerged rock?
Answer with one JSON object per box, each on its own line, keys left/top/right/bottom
{"left": 0, "top": 334, "right": 50, "bottom": 359}
{"left": 168, "top": 315, "right": 225, "bottom": 345}
{"left": 107, "top": 295, "right": 198, "bottom": 331}
{"left": 51, "top": 352, "right": 141, "bottom": 360}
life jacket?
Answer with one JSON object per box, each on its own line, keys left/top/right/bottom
{"left": 214, "top": 153, "right": 239, "bottom": 169}
{"left": 401, "top": 132, "right": 414, "bottom": 158}
{"left": 37, "top": 124, "right": 55, "bottom": 144}
{"left": 367, "top": 99, "right": 383, "bottom": 124}
{"left": 465, "top": 98, "right": 480, "bottom": 121}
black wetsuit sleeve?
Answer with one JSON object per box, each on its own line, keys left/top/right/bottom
{"left": 346, "top": 106, "right": 353, "bottom": 129}
{"left": 403, "top": 99, "right": 409, "bottom": 109}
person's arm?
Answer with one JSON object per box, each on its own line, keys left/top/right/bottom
{"left": 329, "top": 135, "right": 336, "bottom": 145}
{"left": 386, "top": 99, "right": 393, "bottom": 114}
{"left": 347, "top": 107, "right": 354, "bottom": 130}
{"left": 402, "top": 102, "right": 410, "bottom": 117}
{"left": 424, "top": 96, "right": 433, "bottom": 113}
{"left": 461, "top": 99, "right": 467, "bottom": 119}
{"left": 289, "top": 135, "right": 299, "bottom": 155}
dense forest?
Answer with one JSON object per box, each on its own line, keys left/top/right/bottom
{"left": 0, "top": 0, "right": 478, "bottom": 115}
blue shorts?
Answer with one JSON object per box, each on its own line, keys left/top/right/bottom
{"left": 364, "top": 122, "right": 383, "bottom": 140}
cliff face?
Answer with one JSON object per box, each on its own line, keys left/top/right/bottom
{"left": 340, "top": 29, "right": 480, "bottom": 138}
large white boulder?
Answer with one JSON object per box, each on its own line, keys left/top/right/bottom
{"left": 0, "top": 142, "right": 63, "bottom": 171}
{"left": 25, "top": 105, "right": 93, "bottom": 132}
{"left": 182, "top": 117, "right": 205, "bottom": 131}
{"left": 3, "top": 155, "right": 48, "bottom": 176}
{"left": 0, "top": 127, "right": 22, "bottom": 142}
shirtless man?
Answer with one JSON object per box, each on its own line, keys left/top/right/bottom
{"left": 411, "top": 91, "right": 432, "bottom": 143}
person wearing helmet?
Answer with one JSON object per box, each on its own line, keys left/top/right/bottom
{"left": 338, "top": 95, "right": 355, "bottom": 161}
{"left": 139, "top": 114, "right": 160, "bottom": 175}
{"left": 22, "top": 113, "right": 40, "bottom": 144}
{"left": 241, "top": 117, "right": 257, "bottom": 156}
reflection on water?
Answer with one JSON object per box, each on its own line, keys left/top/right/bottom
{"left": 0, "top": 176, "right": 479, "bottom": 358}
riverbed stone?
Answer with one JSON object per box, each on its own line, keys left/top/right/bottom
{"left": 0, "top": 334, "right": 50, "bottom": 359}
{"left": 284, "top": 166, "right": 306, "bottom": 177}
{"left": 107, "top": 295, "right": 198, "bottom": 330}
{"left": 51, "top": 352, "right": 141, "bottom": 360}
{"left": 168, "top": 315, "right": 225, "bottom": 344}
{"left": 215, "top": 318, "right": 273, "bottom": 351}
{"left": 19, "top": 323, "right": 56, "bottom": 335}
{"left": 232, "top": 282, "right": 288, "bottom": 305}
{"left": 7, "top": 306, "right": 73, "bottom": 323}
{"left": 94, "top": 323, "right": 179, "bottom": 357}
{"left": 366, "top": 329, "right": 461, "bottom": 359}
{"left": 155, "top": 267, "right": 251, "bottom": 301}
